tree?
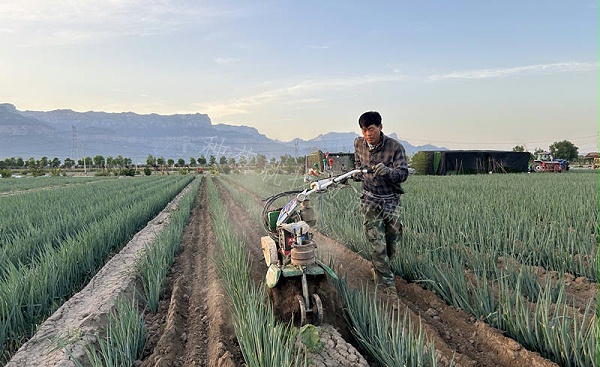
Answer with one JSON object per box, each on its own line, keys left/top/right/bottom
{"left": 3, "top": 157, "right": 16, "bottom": 168}
{"left": 550, "top": 140, "right": 578, "bottom": 160}
{"left": 167, "top": 158, "right": 175, "bottom": 167}
{"left": 209, "top": 155, "right": 216, "bottom": 166}
{"left": 177, "top": 158, "right": 186, "bottom": 167}
{"left": 146, "top": 154, "right": 157, "bottom": 167}
{"left": 256, "top": 154, "right": 266, "bottom": 169}
{"left": 50, "top": 157, "right": 61, "bottom": 168}
{"left": 25, "top": 157, "right": 37, "bottom": 168}
{"left": 512, "top": 145, "right": 525, "bottom": 152}
{"left": 189, "top": 157, "right": 197, "bottom": 167}
{"left": 63, "top": 158, "right": 75, "bottom": 168}
{"left": 198, "top": 155, "right": 207, "bottom": 166}
{"left": 219, "top": 156, "right": 227, "bottom": 165}
{"left": 113, "top": 155, "right": 124, "bottom": 167}
{"left": 411, "top": 151, "right": 430, "bottom": 175}
{"left": 93, "top": 155, "right": 105, "bottom": 168}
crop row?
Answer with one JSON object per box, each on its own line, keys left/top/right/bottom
{"left": 0, "top": 176, "right": 192, "bottom": 273}
{"left": 206, "top": 176, "right": 306, "bottom": 366}
{"left": 224, "top": 171, "right": 599, "bottom": 367}
{"left": 77, "top": 176, "right": 203, "bottom": 367}
{"left": 0, "top": 176, "right": 102, "bottom": 193}
{"left": 0, "top": 175, "right": 194, "bottom": 363}
{"left": 215, "top": 176, "right": 440, "bottom": 366}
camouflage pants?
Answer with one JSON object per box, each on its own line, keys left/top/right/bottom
{"left": 360, "top": 196, "right": 403, "bottom": 287}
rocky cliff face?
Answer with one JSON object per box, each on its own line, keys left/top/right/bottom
{"left": 1, "top": 103, "right": 444, "bottom": 162}
{"left": 0, "top": 104, "right": 56, "bottom": 136}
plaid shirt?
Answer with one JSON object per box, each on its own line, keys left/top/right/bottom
{"left": 354, "top": 132, "right": 409, "bottom": 198}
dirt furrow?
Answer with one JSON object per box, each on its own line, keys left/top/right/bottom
{"left": 139, "top": 182, "right": 243, "bottom": 367}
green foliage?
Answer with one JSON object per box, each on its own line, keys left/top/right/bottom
{"left": 0, "top": 169, "right": 11, "bottom": 178}
{"left": 206, "top": 177, "right": 306, "bottom": 367}
{"left": 117, "top": 168, "right": 136, "bottom": 176}
{"left": 137, "top": 177, "right": 200, "bottom": 312}
{"left": 298, "top": 325, "right": 324, "bottom": 353}
{"left": 49, "top": 168, "right": 62, "bottom": 176}
{"left": 81, "top": 297, "right": 147, "bottom": 367}
{"left": 28, "top": 165, "right": 45, "bottom": 176}
{"left": 334, "top": 278, "right": 439, "bottom": 367}
{"left": 143, "top": 167, "right": 152, "bottom": 176}
{"left": 219, "top": 175, "right": 439, "bottom": 365}
{"left": 226, "top": 172, "right": 599, "bottom": 367}
{"left": 95, "top": 170, "right": 112, "bottom": 176}
{"left": 410, "top": 151, "right": 431, "bottom": 175}
{"left": 146, "top": 154, "right": 157, "bottom": 167}
{"left": 550, "top": 140, "right": 579, "bottom": 160}
{"left": 0, "top": 175, "right": 194, "bottom": 360}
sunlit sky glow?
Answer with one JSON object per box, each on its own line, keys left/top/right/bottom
{"left": 1, "top": 1, "right": 598, "bottom": 152}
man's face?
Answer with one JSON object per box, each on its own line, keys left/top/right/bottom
{"left": 361, "top": 124, "right": 382, "bottom": 145}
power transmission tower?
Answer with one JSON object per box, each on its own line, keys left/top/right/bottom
{"left": 71, "top": 126, "right": 77, "bottom": 159}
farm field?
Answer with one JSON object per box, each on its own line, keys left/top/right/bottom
{"left": 2, "top": 171, "right": 598, "bottom": 367}
{"left": 0, "top": 175, "right": 195, "bottom": 365}
{"left": 220, "top": 170, "right": 599, "bottom": 367}
{"left": 0, "top": 176, "right": 105, "bottom": 194}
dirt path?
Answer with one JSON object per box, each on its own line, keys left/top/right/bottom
{"left": 138, "top": 182, "right": 244, "bottom": 367}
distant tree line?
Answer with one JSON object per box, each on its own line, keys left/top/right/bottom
{"left": 0, "top": 152, "right": 307, "bottom": 178}
{"left": 511, "top": 140, "right": 580, "bottom": 161}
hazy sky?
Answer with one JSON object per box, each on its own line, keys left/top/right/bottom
{"left": 1, "top": 1, "right": 598, "bottom": 153}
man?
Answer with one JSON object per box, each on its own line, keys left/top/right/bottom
{"left": 353, "top": 111, "right": 409, "bottom": 303}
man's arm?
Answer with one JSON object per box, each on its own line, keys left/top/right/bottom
{"left": 388, "top": 145, "right": 409, "bottom": 183}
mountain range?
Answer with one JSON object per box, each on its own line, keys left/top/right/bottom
{"left": 0, "top": 103, "right": 445, "bottom": 163}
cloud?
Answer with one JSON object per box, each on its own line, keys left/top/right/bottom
{"left": 0, "top": 1, "right": 247, "bottom": 45}
{"left": 198, "top": 61, "right": 598, "bottom": 120}
{"left": 427, "top": 62, "right": 599, "bottom": 82}
{"left": 196, "top": 73, "right": 410, "bottom": 118}
{"left": 213, "top": 57, "right": 241, "bottom": 65}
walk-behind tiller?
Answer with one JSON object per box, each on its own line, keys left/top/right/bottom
{"left": 260, "top": 168, "right": 370, "bottom": 325}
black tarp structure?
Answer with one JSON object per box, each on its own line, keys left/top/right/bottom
{"left": 421, "top": 150, "right": 531, "bottom": 175}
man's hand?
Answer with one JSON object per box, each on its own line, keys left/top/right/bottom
{"left": 351, "top": 171, "right": 363, "bottom": 181}
{"left": 374, "top": 163, "right": 391, "bottom": 177}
